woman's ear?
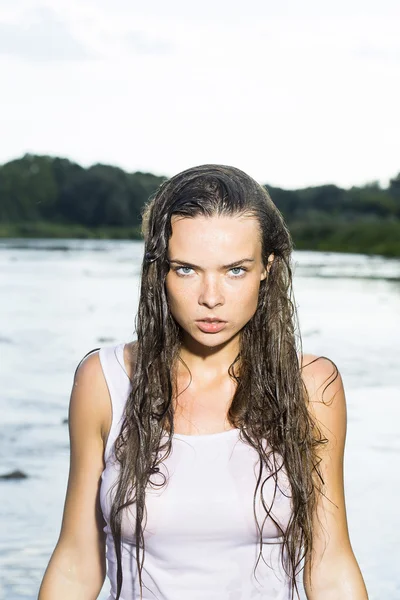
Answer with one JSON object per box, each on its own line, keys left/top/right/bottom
{"left": 260, "top": 253, "right": 274, "bottom": 281}
{"left": 266, "top": 253, "right": 275, "bottom": 275}
{"left": 261, "top": 253, "right": 275, "bottom": 279}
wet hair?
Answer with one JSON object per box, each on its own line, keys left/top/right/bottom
{"left": 109, "top": 164, "right": 336, "bottom": 599}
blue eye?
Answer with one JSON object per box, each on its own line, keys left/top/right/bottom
{"left": 173, "top": 266, "right": 248, "bottom": 278}
{"left": 175, "top": 266, "right": 193, "bottom": 276}
{"left": 230, "top": 267, "right": 246, "bottom": 276}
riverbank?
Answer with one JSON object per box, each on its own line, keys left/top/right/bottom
{"left": 0, "top": 221, "right": 143, "bottom": 240}
{"left": 0, "top": 219, "right": 399, "bottom": 257}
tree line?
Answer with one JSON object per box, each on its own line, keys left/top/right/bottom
{"left": 0, "top": 154, "right": 399, "bottom": 256}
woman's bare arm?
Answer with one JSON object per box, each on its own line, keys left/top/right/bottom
{"left": 38, "top": 351, "right": 111, "bottom": 600}
{"left": 301, "top": 354, "right": 368, "bottom": 600}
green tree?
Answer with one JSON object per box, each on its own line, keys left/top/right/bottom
{"left": 0, "top": 154, "right": 57, "bottom": 222}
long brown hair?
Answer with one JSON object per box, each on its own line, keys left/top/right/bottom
{"left": 109, "top": 164, "right": 336, "bottom": 599}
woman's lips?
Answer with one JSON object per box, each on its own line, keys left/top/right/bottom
{"left": 196, "top": 320, "right": 227, "bottom": 333}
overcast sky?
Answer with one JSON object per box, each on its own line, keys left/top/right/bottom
{"left": 0, "top": 0, "right": 399, "bottom": 189}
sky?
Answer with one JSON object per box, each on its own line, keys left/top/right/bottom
{"left": 0, "top": 0, "right": 399, "bottom": 189}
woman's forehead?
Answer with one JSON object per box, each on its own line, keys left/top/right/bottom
{"left": 169, "top": 214, "right": 260, "bottom": 237}
{"left": 168, "top": 215, "right": 262, "bottom": 261}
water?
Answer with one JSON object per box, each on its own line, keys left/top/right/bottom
{"left": 0, "top": 239, "right": 399, "bottom": 599}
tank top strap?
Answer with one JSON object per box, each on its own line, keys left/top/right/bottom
{"left": 99, "top": 342, "right": 132, "bottom": 463}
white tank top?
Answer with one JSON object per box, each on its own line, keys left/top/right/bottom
{"left": 99, "top": 342, "right": 294, "bottom": 600}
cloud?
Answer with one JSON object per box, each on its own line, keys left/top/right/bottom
{"left": 124, "top": 30, "right": 174, "bottom": 55}
{"left": 0, "top": 7, "right": 92, "bottom": 61}
{"left": 354, "top": 42, "right": 400, "bottom": 64}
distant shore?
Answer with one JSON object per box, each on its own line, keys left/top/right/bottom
{"left": 0, "top": 219, "right": 399, "bottom": 258}
{"left": 1, "top": 153, "right": 399, "bottom": 258}
{"left": 0, "top": 221, "right": 143, "bottom": 241}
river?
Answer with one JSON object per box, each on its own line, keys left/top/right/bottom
{"left": 0, "top": 239, "right": 399, "bottom": 599}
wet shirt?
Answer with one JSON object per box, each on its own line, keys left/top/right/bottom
{"left": 99, "top": 342, "right": 293, "bottom": 600}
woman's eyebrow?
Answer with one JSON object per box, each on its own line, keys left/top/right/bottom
{"left": 168, "top": 258, "right": 255, "bottom": 270}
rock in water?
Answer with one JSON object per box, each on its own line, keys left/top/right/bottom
{"left": 0, "top": 469, "right": 28, "bottom": 480}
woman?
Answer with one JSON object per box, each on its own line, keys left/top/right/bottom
{"left": 39, "top": 164, "right": 368, "bottom": 600}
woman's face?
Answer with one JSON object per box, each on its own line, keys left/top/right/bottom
{"left": 165, "top": 214, "right": 271, "bottom": 350}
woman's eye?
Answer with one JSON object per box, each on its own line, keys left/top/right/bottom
{"left": 230, "top": 267, "right": 247, "bottom": 277}
{"left": 175, "top": 266, "right": 193, "bottom": 276}
{"left": 174, "top": 266, "right": 247, "bottom": 277}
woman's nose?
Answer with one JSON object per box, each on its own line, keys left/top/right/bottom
{"left": 198, "top": 276, "right": 224, "bottom": 307}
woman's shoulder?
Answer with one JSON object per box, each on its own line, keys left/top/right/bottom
{"left": 73, "top": 348, "right": 113, "bottom": 450}
{"left": 299, "top": 352, "right": 340, "bottom": 398}
{"left": 299, "top": 352, "right": 345, "bottom": 441}
{"left": 75, "top": 341, "right": 138, "bottom": 455}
